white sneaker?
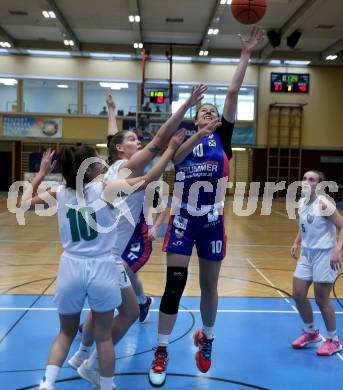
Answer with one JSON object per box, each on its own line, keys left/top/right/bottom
{"left": 39, "top": 380, "right": 54, "bottom": 390}
{"left": 77, "top": 360, "right": 116, "bottom": 389}
{"left": 68, "top": 350, "right": 88, "bottom": 370}
{"left": 148, "top": 346, "right": 168, "bottom": 387}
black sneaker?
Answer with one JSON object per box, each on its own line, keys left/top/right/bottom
{"left": 139, "top": 296, "right": 153, "bottom": 323}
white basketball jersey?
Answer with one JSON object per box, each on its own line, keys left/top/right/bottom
{"left": 299, "top": 196, "right": 336, "bottom": 249}
{"left": 56, "top": 182, "right": 116, "bottom": 257}
{"left": 103, "top": 159, "right": 145, "bottom": 256}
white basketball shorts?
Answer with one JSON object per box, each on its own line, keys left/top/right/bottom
{"left": 54, "top": 252, "right": 122, "bottom": 315}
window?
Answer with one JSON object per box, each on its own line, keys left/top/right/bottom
{"left": 23, "top": 79, "right": 78, "bottom": 114}
{"left": 0, "top": 78, "right": 17, "bottom": 112}
{"left": 83, "top": 81, "right": 138, "bottom": 116}
{"left": 172, "top": 84, "right": 256, "bottom": 121}
{"left": 236, "top": 88, "right": 255, "bottom": 121}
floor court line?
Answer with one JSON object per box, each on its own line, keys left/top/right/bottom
{"left": 1, "top": 307, "right": 343, "bottom": 314}
{"left": 246, "top": 257, "right": 294, "bottom": 306}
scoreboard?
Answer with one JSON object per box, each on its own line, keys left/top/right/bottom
{"left": 271, "top": 72, "right": 310, "bottom": 93}
{"left": 149, "top": 90, "right": 165, "bottom": 104}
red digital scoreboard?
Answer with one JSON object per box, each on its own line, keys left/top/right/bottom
{"left": 271, "top": 72, "right": 310, "bottom": 93}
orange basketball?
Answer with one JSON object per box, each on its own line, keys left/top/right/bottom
{"left": 231, "top": 0, "right": 267, "bottom": 25}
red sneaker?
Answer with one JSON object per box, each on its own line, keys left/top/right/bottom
{"left": 149, "top": 346, "right": 168, "bottom": 387}
{"left": 291, "top": 329, "right": 321, "bottom": 349}
{"left": 193, "top": 329, "right": 214, "bottom": 373}
{"left": 316, "top": 339, "right": 342, "bottom": 356}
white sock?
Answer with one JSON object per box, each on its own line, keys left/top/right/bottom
{"left": 304, "top": 323, "right": 315, "bottom": 333}
{"left": 157, "top": 333, "right": 170, "bottom": 347}
{"left": 137, "top": 294, "right": 147, "bottom": 305}
{"left": 87, "top": 350, "right": 99, "bottom": 369}
{"left": 327, "top": 330, "right": 338, "bottom": 340}
{"left": 43, "top": 364, "right": 60, "bottom": 385}
{"left": 202, "top": 326, "right": 214, "bottom": 339}
{"left": 100, "top": 376, "right": 114, "bottom": 390}
{"left": 78, "top": 342, "right": 91, "bottom": 357}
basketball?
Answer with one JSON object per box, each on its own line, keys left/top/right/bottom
{"left": 231, "top": 0, "right": 267, "bottom": 25}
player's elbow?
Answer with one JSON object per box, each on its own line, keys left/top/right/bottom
{"left": 228, "top": 87, "right": 239, "bottom": 97}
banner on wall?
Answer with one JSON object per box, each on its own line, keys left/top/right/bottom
{"left": 3, "top": 116, "right": 63, "bottom": 138}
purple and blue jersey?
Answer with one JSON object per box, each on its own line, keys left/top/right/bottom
{"left": 163, "top": 117, "right": 234, "bottom": 261}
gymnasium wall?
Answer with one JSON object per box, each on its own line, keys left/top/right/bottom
{"left": 0, "top": 56, "right": 342, "bottom": 149}
{"left": 0, "top": 56, "right": 342, "bottom": 190}
{"left": 257, "top": 66, "right": 343, "bottom": 149}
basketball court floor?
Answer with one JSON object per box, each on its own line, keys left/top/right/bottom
{"left": 1, "top": 197, "right": 343, "bottom": 389}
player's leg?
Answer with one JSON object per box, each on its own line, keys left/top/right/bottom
{"left": 291, "top": 276, "right": 321, "bottom": 348}
{"left": 314, "top": 282, "right": 341, "bottom": 355}
{"left": 70, "top": 262, "right": 138, "bottom": 371}
{"left": 149, "top": 212, "right": 192, "bottom": 386}
{"left": 149, "top": 253, "right": 190, "bottom": 387}
{"left": 92, "top": 309, "right": 116, "bottom": 390}
{"left": 193, "top": 214, "right": 225, "bottom": 373}
{"left": 123, "top": 262, "right": 153, "bottom": 323}
{"left": 77, "top": 258, "right": 121, "bottom": 390}
{"left": 313, "top": 249, "right": 341, "bottom": 355}
{"left": 41, "top": 254, "right": 85, "bottom": 389}
{"left": 291, "top": 247, "right": 321, "bottom": 348}
{"left": 39, "top": 313, "right": 80, "bottom": 390}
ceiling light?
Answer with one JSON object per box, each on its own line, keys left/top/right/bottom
{"left": 213, "top": 29, "right": 219, "bottom": 35}
{"left": 204, "top": 50, "right": 209, "bottom": 56}
{"left": 326, "top": 54, "right": 337, "bottom": 61}
{"left": 199, "top": 50, "right": 204, "bottom": 56}
{"left": 232, "top": 147, "right": 246, "bottom": 151}
{"left": 210, "top": 57, "right": 240, "bottom": 64}
{"left": 64, "top": 40, "right": 74, "bottom": 46}
{"left": 269, "top": 60, "right": 282, "bottom": 65}
{"left": 129, "top": 15, "right": 140, "bottom": 23}
{"left": 27, "top": 49, "right": 71, "bottom": 57}
{"left": 42, "top": 10, "right": 56, "bottom": 19}
{"left": 208, "top": 28, "right": 214, "bottom": 35}
{"left": 57, "top": 84, "right": 69, "bottom": 88}
{"left": 112, "top": 53, "right": 132, "bottom": 59}
{"left": 284, "top": 60, "right": 311, "bottom": 66}
{"left": 96, "top": 144, "right": 107, "bottom": 148}
{"left": 0, "top": 41, "right": 11, "bottom": 48}
{"left": 172, "top": 56, "right": 192, "bottom": 62}
{"left": 99, "top": 82, "right": 129, "bottom": 90}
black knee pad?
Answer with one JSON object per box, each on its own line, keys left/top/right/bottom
{"left": 160, "top": 267, "right": 188, "bottom": 315}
